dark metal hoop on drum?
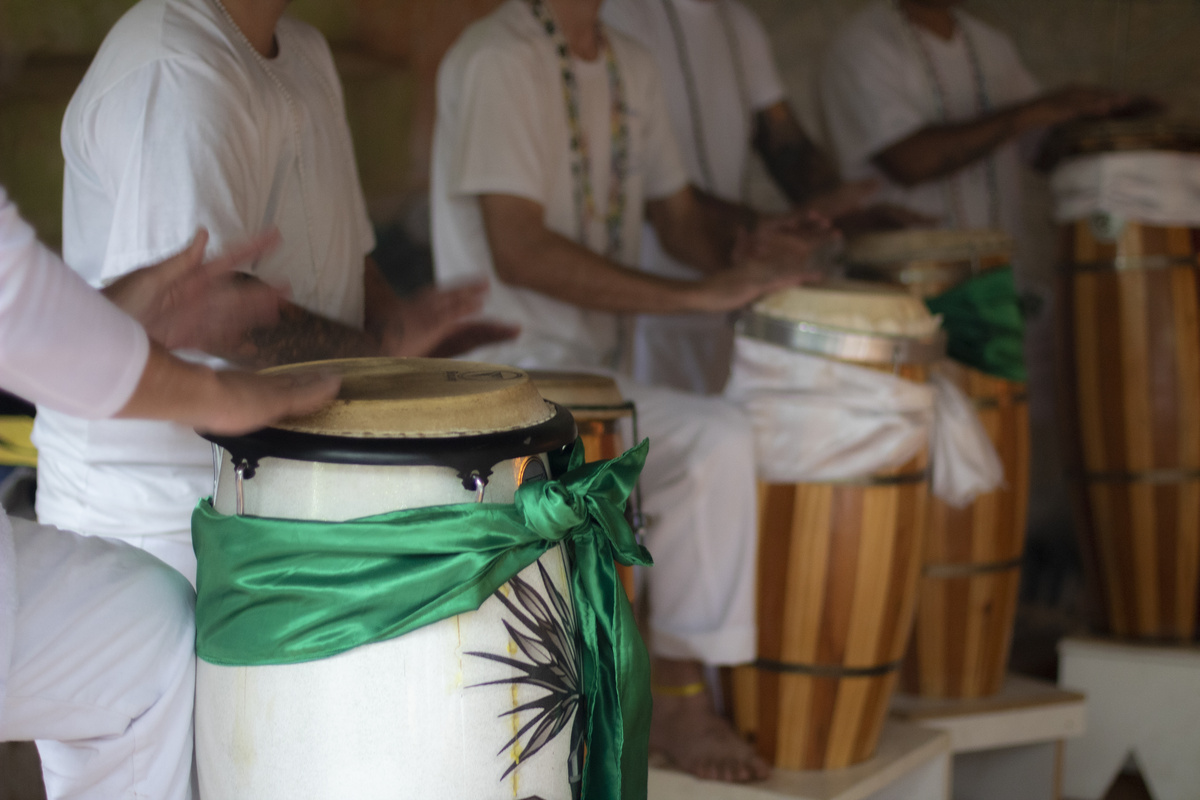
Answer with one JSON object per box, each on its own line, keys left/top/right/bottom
{"left": 736, "top": 311, "right": 946, "bottom": 372}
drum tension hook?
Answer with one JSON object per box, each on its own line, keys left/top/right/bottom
{"left": 234, "top": 457, "right": 259, "bottom": 516}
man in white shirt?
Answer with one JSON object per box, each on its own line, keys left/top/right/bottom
{"left": 0, "top": 186, "right": 338, "bottom": 800}
{"left": 820, "top": 0, "right": 1132, "bottom": 241}
{"left": 36, "top": 0, "right": 506, "bottom": 584}
{"left": 433, "top": 0, "right": 828, "bottom": 782}
{"left": 601, "top": 0, "right": 856, "bottom": 395}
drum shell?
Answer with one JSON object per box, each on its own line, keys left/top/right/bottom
{"left": 730, "top": 362, "right": 930, "bottom": 771}
{"left": 901, "top": 363, "right": 1030, "bottom": 698}
{"left": 196, "top": 452, "right": 579, "bottom": 800}
{"left": 1058, "top": 219, "right": 1200, "bottom": 640}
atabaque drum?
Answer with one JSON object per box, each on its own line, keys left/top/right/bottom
{"left": 726, "top": 285, "right": 944, "bottom": 770}
{"left": 846, "top": 229, "right": 1031, "bottom": 698}
{"left": 527, "top": 370, "right": 639, "bottom": 602}
{"left": 195, "top": 358, "right": 579, "bottom": 799}
{"left": 1053, "top": 119, "right": 1200, "bottom": 640}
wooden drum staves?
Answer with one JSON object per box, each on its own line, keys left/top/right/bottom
{"left": 1050, "top": 118, "right": 1200, "bottom": 640}
{"left": 846, "top": 229, "right": 1031, "bottom": 698}
{"left": 727, "top": 285, "right": 944, "bottom": 770}
{"left": 1058, "top": 215, "right": 1200, "bottom": 640}
{"left": 528, "top": 370, "right": 640, "bottom": 603}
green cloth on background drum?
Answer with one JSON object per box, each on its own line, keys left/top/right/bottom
{"left": 924, "top": 266, "right": 1027, "bottom": 382}
{"left": 192, "top": 440, "right": 653, "bottom": 800}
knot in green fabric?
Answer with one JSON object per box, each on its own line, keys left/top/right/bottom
{"left": 517, "top": 479, "right": 589, "bottom": 541}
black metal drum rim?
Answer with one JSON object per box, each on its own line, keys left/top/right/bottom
{"left": 202, "top": 403, "right": 579, "bottom": 487}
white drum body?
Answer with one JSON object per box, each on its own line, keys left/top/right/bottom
{"left": 196, "top": 451, "right": 580, "bottom": 800}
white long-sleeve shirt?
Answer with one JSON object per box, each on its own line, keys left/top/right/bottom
{"left": 0, "top": 186, "right": 148, "bottom": 725}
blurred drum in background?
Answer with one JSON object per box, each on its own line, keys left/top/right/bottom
{"left": 724, "top": 284, "right": 944, "bottom": 770}
{"left": 846, "top": 229, "right": 1030, "bottom": 699}
{"left": 195, "top": 358, "right": 581, "bottom": 800}
{"left": 528, "top": 370, "right": 642, "bottom": 602}
{"left": 1051, "top": 118, "right": 1200, "bottom": 640}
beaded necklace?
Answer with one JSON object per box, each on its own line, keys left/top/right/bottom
{"left": 527, "top": 0, "right": 631, "bottom": 260}
{"left": 896, "top": 2, "right": 1001, "bottom": 228}
{"left": 660, "top": 0, "right": 747, "bottom": 194}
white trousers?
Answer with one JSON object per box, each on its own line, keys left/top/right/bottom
{"left": 0, "top": 519, "right": 195, "bottom": 800}
{"left": 617, "top": 378, "right": 758, "bottom": 665}
{"left": 631, "top": 312, "right": 735, "bottom": 396}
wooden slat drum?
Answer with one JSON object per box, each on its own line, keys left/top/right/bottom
{"left": 846, "top": 229, "right": 1031, "bottom": 698}
{"left": 1058, "top": 217, "right": 1200, "bottom": 640}
{"left": 528, "top": 371, "right": 639, "bottom": 603}
{"left": 901, "top": 363, "right": 1030, "bottom": 697}
{"left": 727, "top": 285, "right": 943, "bottom": 770}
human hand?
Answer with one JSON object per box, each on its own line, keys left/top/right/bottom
{"left": 800, "top": 179, "right": 880, "bottom": 220}
{"left": 1021, "top": 86, "right": 1138, "bottom": 130}
{"left": 834, "top": 203, "right": 937, "bottom": 236}
{"left": 686, "top": 262, "right": 815, "bottom": 314}
{"left": 736, "top": 210, "right": 837, "bottom": 277}
{"left": 379, "top": 280, "right": 516, "bottom": 358}
{"left": 102, "top": 229, "right": 286, "bottom": 354}
{"left": 196, "top": 368, "right": 342, "bottom": 435}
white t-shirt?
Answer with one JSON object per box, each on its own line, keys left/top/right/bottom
{"left": 820, "top": 1, "right": 1040, "bottom": 235}
{"left": 1, "top": 187, "right": 150, "bottom": 724}
{"left": 431, "top": 0, "right": 690, "bottom": 370}
{"left": 33, "top": 0, "right": 375, "bottom": 539}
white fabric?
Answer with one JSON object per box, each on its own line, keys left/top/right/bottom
{"left": 1, "top": 518, "right": 195, "bottom": 800}
{"left": 34, "top": 0, "right": 375, "bottom": 545}
{"left": 433, "top": 1, "right": 756, "bottom": 663}
{"left": 432, "top": 0, "right": 690, "bottom": 370}
{"left": 1052, "top": 151, "right": 1200, "bottom": 226}
{"left": 0, "top": 187, "right": 150, "bottom": 731}
{"left": 820, "top": 1, "right": 1040, "bottom": 236}
{"left": 603, "top": 0, "right": 786, "bottom": 394}
{"left": 0, "top": 189, "right": 194, "bottom": 798}
{"left": 725, "top": 336, "right": 1002, "bottom": 507}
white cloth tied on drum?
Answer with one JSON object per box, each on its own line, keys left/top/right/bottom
{"left": 725, "top": 335, "right": 1003, "bottom": 508}
{"left": 1052, "top": 151, "right": 1200, "bottom": 226}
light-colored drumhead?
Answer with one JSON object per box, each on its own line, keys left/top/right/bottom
{"left": 526, "top": 370, "right": 631, "bottom": 422}
{"left": 259, "top": 357, "right": 555, "bottom": 437}
{"left": 752, "top": 281, "right": 942, "bottom": 338}
{"left": 844, "top": 229, "right": 1012, "bottom": 266}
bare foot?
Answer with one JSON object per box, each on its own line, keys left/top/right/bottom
{"left": 650, "top": 690, "right": 771, "bottom": 783}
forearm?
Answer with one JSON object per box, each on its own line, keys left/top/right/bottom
{"left": 224, "top": 300, "right": 379, "bottom": 369}
{"left": 650, "top": 188, "right": 746, "bottom": 275}
{"left": 874, "top": 104, "right": 1032, "bottom": 186}
{"left": 117, "top": 343, "right": 230, "bottom": 426}
{"left": 753, "top": 103, "right": 841, "bottom": 205}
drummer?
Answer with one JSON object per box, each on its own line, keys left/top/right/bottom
{"left": 601, "top": 0, "right": 925, "bottom": 396}
{"left": 0, "top": 186, "right": 338, "bottom": 799}
{"left": 819, "top": 0, "right": 1137, "bottom": 241}
{"left": 35, "top": 0, "right": 518, "bottom": 585}
{"left": 432, "top": 0, "right": 835, "bottom": 783}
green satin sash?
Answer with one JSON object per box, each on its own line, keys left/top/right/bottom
{"left": 925, "top": 266, "right": 1027, "bottom": 382}
{"left": 191, "top": 440, "right": 653, "bottom": 800}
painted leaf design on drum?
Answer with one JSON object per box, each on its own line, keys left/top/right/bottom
{"left": 467, "top": 558, "right": 584, "bottom": 794}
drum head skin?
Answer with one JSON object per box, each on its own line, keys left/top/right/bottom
{"left": 753, "top": 281, "right": 942, "bottom": 338}
{"left": 844, "top": 229, "right": 1012, "bottom": 268}
{"left": 202, "top": 358, "right": 577, "bottom": 480}
{"left": 526, "top": 371, "right": 632, "bottom": 422}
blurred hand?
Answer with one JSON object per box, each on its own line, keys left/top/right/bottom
{"left": 800, "top": 179, "right": 880, "bottom": 220}
{"left": 735, "top": 210, "right": 837, "bottom": 277}
{"left": 1022, "top": 86, "right": 1138, "bottom": 129}
{"left": 379, "top": 280, "right": 518, "bottom": 358}
{"left": 102, "top": 229, "right": 286, "bottom": 354}
{"left": 687, "top": 263, "right": 814, "bottom": 314}
{"left": 834, "top": 203, "right": 938, "bottom": 236}
{"left": 196, "top": 369, "right": 342, "bottom": 435}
